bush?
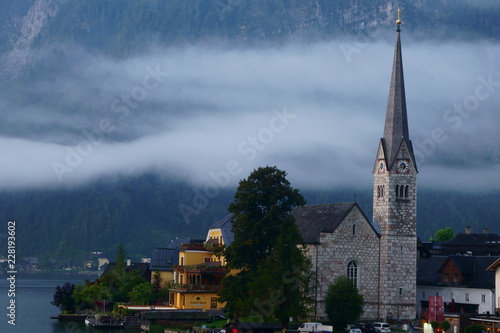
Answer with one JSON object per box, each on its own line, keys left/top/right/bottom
{"left": 465, "top": 325, "right": 485, "bottom": 333}
{"left": 440, "top": 321, "right": 451, "bottom": 332}
{"left": 150, "top": 324, "right": 165, "bottom": 333}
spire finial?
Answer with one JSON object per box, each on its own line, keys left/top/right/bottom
{"left": 396, "top": 8, "right": 402, "bottom": 31}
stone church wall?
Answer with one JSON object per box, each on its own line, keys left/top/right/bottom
{"left": 306, "top": 206, "right": 380, "bottom": 320}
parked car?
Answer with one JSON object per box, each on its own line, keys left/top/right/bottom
{"left": 372, "top": 322, "right": 391, "bottom": 333}
{"left": 347, "top": 325, "right": 362, "bottom": 333}
{"left": 358, "top": 323, "right": 376, "bottom": 333}
{"left": 298, "top": 323, "right": 333, "bottom": 333}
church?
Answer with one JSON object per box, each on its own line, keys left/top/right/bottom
{"left": 152, "top": 16, "right": 419, "bottom": 323}
{"left": 293, "top": 17, "right": 417, "bottom": 322}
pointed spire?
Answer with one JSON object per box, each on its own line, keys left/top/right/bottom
{"left": 382, "top": 12, "right": 413, "bottom": 168}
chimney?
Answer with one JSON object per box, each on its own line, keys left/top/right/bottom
{"left": 483, "top": 228, "right": 489, "bottom": 235}
{"left": 465, "top": 226, "right": 472, "bottom": 235}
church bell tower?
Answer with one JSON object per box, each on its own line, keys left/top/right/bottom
{"left": 373, "top": 12, "right": 417, "bottom": 320}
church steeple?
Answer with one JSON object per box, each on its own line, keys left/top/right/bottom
{"left": 381, "top": 15, "right": 417, "bottom": 171}
{"left": 372, "top": 11, "right": 417, "bottom": 321}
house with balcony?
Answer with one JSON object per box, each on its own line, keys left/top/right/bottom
{"left": 168, "top": 214, "right": 234, "bottom": 311}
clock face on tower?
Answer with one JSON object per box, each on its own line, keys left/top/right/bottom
{"left": 397, "top": 159, "right": 410, "bottom": 173}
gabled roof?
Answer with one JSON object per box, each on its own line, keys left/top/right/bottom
{"left": 102, "top": 262, "right": 151, "bottom": 280}
{"left": 208, "top": 213, "right": 234, "bottom": 246}
{"left": 417, "top": 255, "right": 497, "bottom": 289}
{"left": 441, "top": 255, "right": 476, "bottom": 275}
{"left": 417, "top": 256, "right": 447, "bottom": 286}
{"left": 292, "top": 202, "right": 377, "bottom": 244}
{"left": 486, "top": 258, "right": 500, "bottom": 272}
{"left": 444, "top": 233, "right": 500, "bottom": 247}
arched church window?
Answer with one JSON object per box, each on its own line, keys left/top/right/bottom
{"left": 404, "top": 185, "right": 409, "bottom": 198}
{"left": 399, "top": 185, "right": 404, "bottom": 198}
{"left": 352, "top": 224, "right": 356, "bottom": 235}
{"left": 347, "top": 261, "right": 358, "bottom": 286}
{"left": 395, "top": 185, "right": 399, "bottom": 198}
{"left": 377, "top": 186, "right": 381, "bottom": 198}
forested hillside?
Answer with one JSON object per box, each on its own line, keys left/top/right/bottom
{"left": 1, "top": 175, "right": 499, "bottom": 265}
{"left": 0, "top": 0, "right": 499, "bottom": 265}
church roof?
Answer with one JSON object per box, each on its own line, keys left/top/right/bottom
{"left": 292, "top": 202, "right": 375, "bottom": 244}
{"left": 382, "top": 28, "right": 417, "bottom": 171}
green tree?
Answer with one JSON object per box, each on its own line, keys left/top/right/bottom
{"left": 431, "top": 321, "right": 440, "bottom": 333}
{"left": 219, "top": 166, "right": 309, "bottom": 327}
{"left": 324, "top": 276, "right": 364, "bottom": 333}
{"left": 128, "top": 282, "right": 154, "bottom": 304}
{"left": 440, "top": 321, "right": 451, "bottom": 333}
{"left": 52, "top": 282, "right": 76, "bottom": 313}
{"left": 115, "top": 243, "right": 126, "bottom": 273}
{"left": 430, "top": 227, "right": 454, "bottom": 241}
{"left": 464, "top": 325, "right": 485, "bottom": 333}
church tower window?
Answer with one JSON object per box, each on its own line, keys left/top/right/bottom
{"left": 347, "top": 261, "right": 358, "bottom": 286}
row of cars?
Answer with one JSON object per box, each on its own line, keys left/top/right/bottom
{"left": 298, "top": 322, "right": 391, "bottom": 333}
{"left": 349, "top": 322, "right": 391, "bottom": 333}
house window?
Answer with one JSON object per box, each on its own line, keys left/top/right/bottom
{"left": 450, "top": 292, "right": 454, "bottom": 299}
{"left": 465, "top": 293, "right": 470, "bottom": 302}
{"left": 204, "top": 257, "right": 211, "bottom": 263}
{"left": 399, "top": 288, "right": 403, "bottom": 296}
{"left": 422, "top": 291, "right": 426, "bottom": 299}
{"left": 211, "top": 297, "right": 218, "bottom": 309}
{"left": 443, "top": 273, "right": 449, "bottom": 282}
{"left": 454, "top": 274, "right": 458, "bottom": 282}
{"left": 481, "top": 294, "right": 486, "bottom": 303}
{"left": 347, "top": 261, "right": 358, "bottom": 286}
{"left": 436, "top": 292, "right": 439, "bottom": 296}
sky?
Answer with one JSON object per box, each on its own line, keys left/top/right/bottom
{"left": 0, "top": 33, "right": 499, "bottom": 192}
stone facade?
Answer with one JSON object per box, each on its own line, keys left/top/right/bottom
{"left": 304, "top": 206, "right": 380, "bottom": 320}
{"left": 373, "top": 135, "right": 417, "bottom": 320}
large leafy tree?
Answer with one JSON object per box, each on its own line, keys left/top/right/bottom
{"left": 430, "top": 227, "right": 454, "bottom": 242}
{"left": 219, "top": 166, "right": 310, "bottom": 327}
{"left": 52, "top": 282, "right": 77, "bottom": 313}
{"left": 325, "top": 276, "right": 364, "bottom": 333}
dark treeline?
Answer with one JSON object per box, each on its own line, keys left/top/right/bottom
{"left": 1, "top": 173, "right": 499, "bottom": 265}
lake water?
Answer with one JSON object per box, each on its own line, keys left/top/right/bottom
{"left": 0, "top": 271, "right": 134, "bottom": 333}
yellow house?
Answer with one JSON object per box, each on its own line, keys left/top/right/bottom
{"left": 169, "top": 214, "right": 234, "bottom": 310}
